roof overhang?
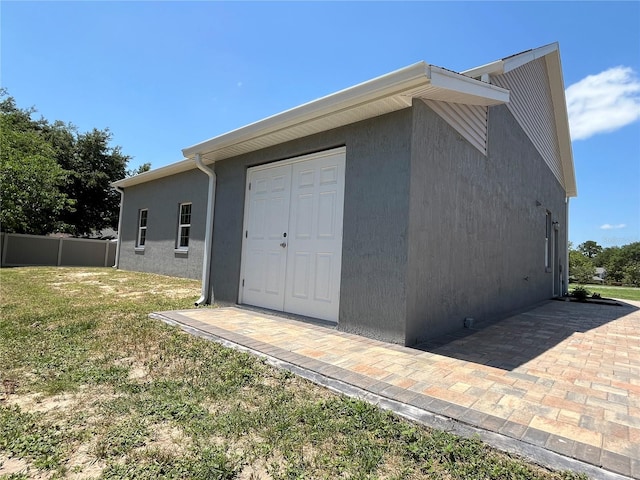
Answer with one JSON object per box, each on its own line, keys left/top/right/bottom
{"left": 115, "top": 44, "right": 575, "bottom": 198}
{"left": 463, "top": 43, "right": 576, "bottom": 197}
{"left": 181, "top": 62, "right": 509, "bottom": 163}
{"left": 112, "top": 158, "right": 193, "bottom": 188}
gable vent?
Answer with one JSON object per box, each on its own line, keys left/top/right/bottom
{"left": 423, "top": 99, "right": 488, "bottom": 155}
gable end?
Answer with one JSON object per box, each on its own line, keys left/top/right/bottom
{"left": 491, "top": 57, "right": 565, "bottom": 189}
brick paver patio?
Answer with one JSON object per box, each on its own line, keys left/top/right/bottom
{"left": 153, "top": 298, "right": 640, "bottom": 479}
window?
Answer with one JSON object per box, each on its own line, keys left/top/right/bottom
{"left": 137, "top": 209, "right": 148, "bottom": 248}
{"left": 177, "top": 203, "right": 191, "bottom": 249}
{"left": 545, "top": 211, "right": 551, "bottom": 269}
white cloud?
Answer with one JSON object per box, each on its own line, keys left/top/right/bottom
{"left": 600, "top": 223, "right": 627, "bottom": 230}
{"left": 566, "top": 66, "right": 640, "bottom": 140}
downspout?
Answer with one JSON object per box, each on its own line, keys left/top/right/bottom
{"left": 195, "top": 153, "right": 216, "bottom": 306}
{"left": 113, "top": 186, "right": 125, "bottom": 268}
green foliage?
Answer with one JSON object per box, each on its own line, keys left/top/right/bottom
{"left": 623, "top": 261, "right": 640, "bottom": 287}
{"left": 100, "top": 446, "right": 237, "bottom": 480}
{"left": 0, "top": 110, "right": 72, "bottom": 234}
{"left": 570, "top": 285, "right": 590, "bottom": 301}
{"left": 570, "top": 241, "right": 640, "bottom": 287}
{"left": 595, "top": 242, "right": 640, "bottom": 285}
{"left": 577, "top": 240, "right": 602, "bottom": 259}
{"left": 127, "top": 162, "right": 152, "bottom": 177}
{"left": 568, "top": 249, "right": 594, "bottom": 284}
{"left": 58, "top": 128, "right": 128, "bottom": 235}
{"left": 0, "top": 90, "right": 130, "bottom": 236}
{"left": 569, "top": 283, "right": 640, "bottom": 301}
{"left": 0, "top": 405, "right": 68, "bottom": 470}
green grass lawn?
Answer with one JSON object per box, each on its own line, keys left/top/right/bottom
{"left": 569, "top": 283, "right": 640, "bottom": 301}
{"left": 0, "top": 267, "right": 588, "bottom": 479}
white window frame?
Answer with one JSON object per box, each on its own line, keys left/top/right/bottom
{"left": 176, "top": 202, "right": 192, "bottom": 251}
{"left": 136, "top": 209, "right": 148, "bottom": 250}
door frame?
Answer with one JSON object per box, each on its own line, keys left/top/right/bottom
{"left": 552, "top": 222, "right": 560, "bottom": 297}
{"left": 237, "top": 147, "right": 346, "bottom": 312}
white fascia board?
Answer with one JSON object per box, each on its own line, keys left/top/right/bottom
{"left": 461, "top": 43, "right": 559, "bottom": 79}
{"left": 111, "top": 158, "right": 194, "bottom": 188}
{"left": 428, "top": 66, "right": 510, "bottom": 105}
{"left": 183, "top": 62, "right": 510, "bottom": 159}
{"left": 182, "top": 62, "right": 432, "bottom": 159}
{"left": 545, "top": 50, "right": 577, "bottom": 197}
{"left": 461, "top": 60, "right": 505, "bottom": 79}
{"left": 502, "top": 42, "right": 559, "bottom": 74}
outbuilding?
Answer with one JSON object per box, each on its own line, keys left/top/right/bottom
{"left": 113, "top": 42, "right": 576, "bottom": 346}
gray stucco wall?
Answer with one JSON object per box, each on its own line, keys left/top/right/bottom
{"left": 117, "top": 98, "right": 569, "bottom": 347}
{"left": 118, "top": 168, "right": 208, "bottom": 279}
{"left": 210, "top": 109, "right": 413, "bottom": 344}
{"left": 404, "top": 100, "right": 568, "bottom": 345}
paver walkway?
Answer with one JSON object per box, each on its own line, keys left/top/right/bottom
{"left": 153, "top": 299, "right": 640, "bottom": 479}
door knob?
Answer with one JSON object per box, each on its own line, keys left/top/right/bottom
{"left": 280, "top": 242, "right": 287, "bottom": 248}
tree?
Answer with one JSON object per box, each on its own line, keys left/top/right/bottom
{"left": 1, "top": 90, "right": 131, "bottom": 236}
{"left": 623, "top": 262, "right": 640, "bottom": 287}
{"left": 578, "top": 240, "right": 603, "bottom": 259}
{"left": 58, "top": 128, "right": 128, "bottom": 236}
{"left": 592, "top": 242, "right": 640, "bottom": 285}
{"left": 127, "top": 162, "right": 151, "bottom": 177}
{"left": 569, "top": 249, "right": 595, "bottom": 284}
{"left": 0, "top": 99, "right": 72, "bottom": 234}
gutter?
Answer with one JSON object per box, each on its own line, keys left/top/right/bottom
{"left": 194, "top": 153, "right": 216, "bottom": 306}
{"left": 113, "top": 186, "right": 125, "bottom": 268}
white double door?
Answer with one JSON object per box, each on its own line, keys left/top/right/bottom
{"left": 239, "top": 149, "right": 345, "bottom": 322}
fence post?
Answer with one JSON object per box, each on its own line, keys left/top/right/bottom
{"left": 104, "top": 240, "right": 110, "bottom": 267}
{"left": 57, "top": 237, "right": 64, "bottom": 266}
{"left": 1, "top": 233, "right": 7, "bottom": 267}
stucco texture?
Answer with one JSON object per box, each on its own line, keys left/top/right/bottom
{"left": 117, "top": 169, "right": 208, "bottom": 280}
{"left": 210, "top": 109, "right": 413, "bottom": 344}
{"left": 405, "top": 99, "right": 567, "bottom": 345}
{"left": 118, "top": 99, "right": 569, "bottom": 346}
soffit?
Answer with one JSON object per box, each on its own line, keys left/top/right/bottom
{"left": 184, "top": 63, "right": 509, "bottom": 164}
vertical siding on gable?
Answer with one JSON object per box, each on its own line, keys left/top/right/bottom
{"left": 423, "top": 99, "right": 488, "bottom": 155}
{"left": 491, "top": 57, "right": 565, "bottom": 187}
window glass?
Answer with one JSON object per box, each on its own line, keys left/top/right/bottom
{"left": 177, "top": 203, "right": 191, "bottom": 249}
{"left": 137, "top": 209, "right": 148, "bottom": 247}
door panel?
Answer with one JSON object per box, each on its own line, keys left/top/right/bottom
{"left": 284, "top": 153, "right": 345, "bottom": 321}
{"left": 242, "top": 164, "right": 291, "bottom": 311}
{"left": 291, "top": 252, "right": 311, "bottom": 299}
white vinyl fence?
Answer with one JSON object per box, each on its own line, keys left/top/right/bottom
{"left": 0, "top": 233, "right": 116, "bottom": 268}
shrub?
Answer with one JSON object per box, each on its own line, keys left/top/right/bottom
{"left": 571, "top": 286, "right": 590, "bottom": 301}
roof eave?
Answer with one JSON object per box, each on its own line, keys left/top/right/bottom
{"left": 429, "top": 66, "right": 510, "bottom": 105}
{"left": 111, "top": 158, "right": 194, "bottom": 188}
{"left": 182, "top": 63, "right": 508, "bottom": 160}
{"left": 181, "top": 61, "right": 432, "bottom": 159}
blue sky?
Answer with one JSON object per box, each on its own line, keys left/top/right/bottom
{"left": 2, "top": 1, "right": 639, "bottom": 248}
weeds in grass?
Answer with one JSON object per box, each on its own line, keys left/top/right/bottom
{"left": 0, "top": 267, "right": 589, "bottom": 479}
{"left": 0, "top": 405, "right": 69, "bottom": 471}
